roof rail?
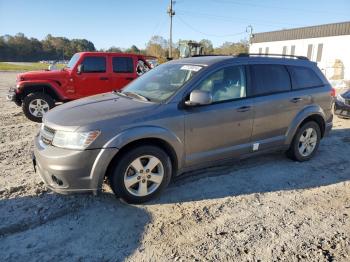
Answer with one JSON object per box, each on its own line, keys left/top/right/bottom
{"left": 236, "top": 53, "right": 309, "bottom": 60}
{"left": 191, "top": 54, "right": 228, "bottom": 57}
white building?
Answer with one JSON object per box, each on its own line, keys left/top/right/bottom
{"left": 249, "top": 21, "right": 350, "bottom": 90}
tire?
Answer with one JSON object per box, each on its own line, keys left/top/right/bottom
{"left": 22, "top": 93, "right": 55, "bottom": 122}
{"left": 108, "top": 145, "right": 172, "bottom": 204}
{"left": 286, "top": 121, "right": 321, "bottom": 162}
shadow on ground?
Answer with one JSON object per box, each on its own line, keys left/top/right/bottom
{"left": 0, "top": 194, "right": 149, "bottom": 261}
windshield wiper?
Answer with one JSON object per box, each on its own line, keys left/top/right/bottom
{"left": 122, "top": 91, "right": 150, "bottom": 102}
{"left": 113, "top": 90, "right": 126, "bottom": 96}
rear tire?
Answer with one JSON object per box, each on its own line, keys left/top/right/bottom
{"left": 286, "top": 121, "right": 321, "bottom": 162}
{"left": 108, "top": 145, "right": 172, "bottom": 204}
{"left": 22, "top": 93, "right": 55, "bottom": 122}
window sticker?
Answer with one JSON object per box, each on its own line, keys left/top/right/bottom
{"left": 180, "top": 65, "right": 202, "bottom": 72}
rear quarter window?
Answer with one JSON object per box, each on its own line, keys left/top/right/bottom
{"left": 288, "top": 66, "right": 324, "bottom": 89}
{"left": 250, "top": 64, "right": 291, "bottom": 96}
{"left": 113, "top": 57, "right": 134, "bottom": 73}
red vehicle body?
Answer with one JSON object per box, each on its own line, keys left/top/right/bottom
{"left": 7, "top": 52, "right": 151, "bottom": 122}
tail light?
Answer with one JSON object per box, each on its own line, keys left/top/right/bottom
{"left": 330, "top": 87, "right": 336, "bottom": 97}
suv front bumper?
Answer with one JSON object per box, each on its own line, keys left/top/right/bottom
{"left": 33, "top": 135, "right": 118, "bottom": 195}
{"left": 7, "top": 87, "right": 22, "bottom": 106}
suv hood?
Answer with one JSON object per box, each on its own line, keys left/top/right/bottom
{"left": 43, "top": 92, "right": 159, "bottom": 131}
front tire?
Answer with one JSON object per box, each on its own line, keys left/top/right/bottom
{"left": 108, "top": 145, "right": 172, "bottom": 204}
{"left": 286, "top": 121, "right": 321, "bottom": 161}
{"left": 22, "top": 93, "right": 55, "bottom": 122}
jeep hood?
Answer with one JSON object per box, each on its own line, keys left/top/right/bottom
{"left": 43, "top": 93, "right": 159, "bottom": 131}
{"left": 19, "top": 69, "right": 68, "bottom": 81}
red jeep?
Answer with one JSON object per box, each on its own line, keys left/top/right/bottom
{"left": 7, "top": 52, "right": 151, "bottom": 122}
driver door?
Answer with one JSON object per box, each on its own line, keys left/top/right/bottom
{"left": 74, "top": 55, "right": 110, "bottom": 97}
{"left": 184, "top": 65, "right": 254, "bottom": 167}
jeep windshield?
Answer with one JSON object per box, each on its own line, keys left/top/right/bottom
{"left": 120, "top": 63, "right": 202, "bottom": 102}
{"left": 66, "top": 53, "right": 80, "bottom": 69}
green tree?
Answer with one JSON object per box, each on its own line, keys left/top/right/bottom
{"left": 107, "top": 46, "right": 122, "bottom": 53}
{"left": 214, "top": 40, "right": 248, "bottom": 55}
{"left": 199, "top": 39, "right": 214, "bottom": 54}
{"left": 0, "top": 33, "right": 96, "bottom": 61}
{"left": 146, "top": 35, "right": 168, "bottom": 62}
{"left": 126, "top": 45, "right": 140, "bottom": 54}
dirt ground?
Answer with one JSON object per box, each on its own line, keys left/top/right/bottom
{"left": 0, "top": 71, "right": 349, "bottom": 262}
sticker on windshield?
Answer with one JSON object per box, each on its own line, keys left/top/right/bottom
{"left": 180, "top": 65, "right": 202, "bottom": 72}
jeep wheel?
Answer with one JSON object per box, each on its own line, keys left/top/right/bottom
{"left": 286, "top": 121, "right": 321, "bottom": 162}
{"left": 22, "top": 93, "right": 55, "bottom": 122}
{"left": 108, "top": 145, "right": 172, "bottom": 204}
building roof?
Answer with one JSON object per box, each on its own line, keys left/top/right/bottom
{"left": 251, "top": 21, "right": 350, "bottom": 43}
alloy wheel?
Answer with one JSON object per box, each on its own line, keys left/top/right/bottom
{"left": 123, "top": 155, "right": 164, "bottom": 197}
{"left": 298, "top": 127, "right": 318, "bottom": 157}
{"left": 28, "top": 99, "right": 50, "bottom": 117}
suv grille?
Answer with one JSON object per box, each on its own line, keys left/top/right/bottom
{"left": 40, "top": 125, "right": 55, "bottom": 145}
{"left": 346, "top": 99, "right": 350, "bottom": 106}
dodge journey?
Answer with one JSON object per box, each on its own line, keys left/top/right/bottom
{"left": 33, "top": 54, "right": 333, "bottom": 203}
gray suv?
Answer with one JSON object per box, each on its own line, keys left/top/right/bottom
{"left": 33, "top": 54, "right": 333, "bottom": 203}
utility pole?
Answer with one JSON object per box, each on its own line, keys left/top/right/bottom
{"left": 167, "top": 0, "right": 175, "bottom": 59}
{"left": 246, "top": 25, "right": 253, "bottom": 42}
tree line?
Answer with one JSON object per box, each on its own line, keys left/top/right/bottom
{"left": 0, "top": 33, "right": 96, "bottom": 62}
{"left": 0, "top": 33, "right": 248, "bottom": 62}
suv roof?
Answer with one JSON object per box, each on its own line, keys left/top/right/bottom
{"left": 171, "top": 54, "right": 315, "bottom": 67}
{"left": 76, "top": 52, "right": 147, "bottom": 57}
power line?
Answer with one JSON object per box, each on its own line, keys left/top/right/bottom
{"left": 211, "top": 0, "right": 350, "bottom": 17}
{"left": 177, "top": 15, "right": 247, "bottom": 38}
{"left": 150, "top": 14, "right": 167, "bottom": 37}
{"left": 176, "top": 9, "right": 307, "bottom": 27}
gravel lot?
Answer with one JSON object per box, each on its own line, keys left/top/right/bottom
{"left": 0, "top": 71, "right": 349, "bottom": 261}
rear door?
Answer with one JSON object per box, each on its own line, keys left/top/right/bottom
{"left": 74, "top": 55, "right": 110, "bottom": 97}
{"left": 110, "top": 56, "right": 137, "bottom": 91}
{"left": 249, "top": 64, "right": 310, "bottom": 151}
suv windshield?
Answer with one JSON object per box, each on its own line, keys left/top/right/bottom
{"left": 121, "top": 63, "right": 202, "bottom": 102}
{"left": 66, "top": 53, "right": 81, "bottom": 69}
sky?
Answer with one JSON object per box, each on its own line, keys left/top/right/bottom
{"left": 0, "top": 0, "right": 349, "bottom": 50}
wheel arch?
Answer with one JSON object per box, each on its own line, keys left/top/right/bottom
{"left": 20, "top": 83, "right": 63, "bottom": 101}
{"left": 94, "top": 126, "right": 184, "bottom": 190}
{"left": 105, "top": 137, "right": 179, "bottom": 180}
{"left": 299, "top": 114, "right": 325, "bottom": 137}
{"left": 285, "top": 105, "right": 327, "bottom": 145}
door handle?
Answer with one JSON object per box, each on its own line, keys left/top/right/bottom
{"left": 237, "top": 106, "right": 251, "bottom": 112}
{"left": 290, "top": 97, "right": 303, "bottom": 103}
{"left": 126, "top": 77, "right": 135, "bottom": 80}
{"left": 99, "top": 77, "right": 109, "bottom": 80}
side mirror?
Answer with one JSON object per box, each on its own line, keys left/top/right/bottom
{"left": 77, "top": 64, "right": 83, "bottom": 74}
{"left": 185, "top": 90, "right": 212, "bottom": 106}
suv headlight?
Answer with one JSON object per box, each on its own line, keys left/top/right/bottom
{"left": 52, "top": 130, "right": 100, "bottom": 150}
{"left": 336, "top": 94, "right": 346, "bottom": 104}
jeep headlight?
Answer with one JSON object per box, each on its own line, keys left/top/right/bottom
{"left": 52, "top": 130, "right": 100, "bottom": 150}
